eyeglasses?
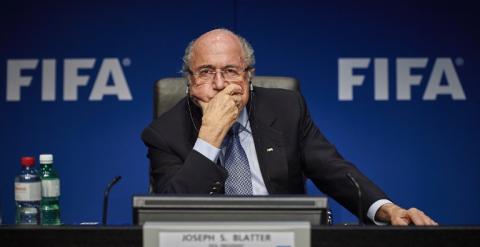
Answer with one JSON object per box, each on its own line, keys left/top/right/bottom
{"left": 190, "top": 66, "right": 250, "bottom": 82}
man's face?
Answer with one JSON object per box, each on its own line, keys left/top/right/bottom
{"left": 188, "top": 32, "right": 250, "bottom": 110}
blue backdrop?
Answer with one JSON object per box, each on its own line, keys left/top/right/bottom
{"left": 1, "top": 0, "right": 479, "bottom": 225}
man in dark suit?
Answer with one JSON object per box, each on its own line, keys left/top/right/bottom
{"left": 142, "top": 28, "right": 437, "bottom": 225}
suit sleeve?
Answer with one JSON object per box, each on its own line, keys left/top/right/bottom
{"left": 295, "top": 92, "right": 389, "bottom": 222}
{"left": 142, "top": 125, "right": 228, "bottom": 194}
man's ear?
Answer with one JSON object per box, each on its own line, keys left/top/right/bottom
{"left": 248, "top": 67, "right": 256, "bottom": 78}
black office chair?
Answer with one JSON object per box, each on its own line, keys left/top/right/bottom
{"left": 152, "top": 76, "right": 299, "bottom": 119}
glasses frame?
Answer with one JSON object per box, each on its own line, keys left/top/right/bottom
{"left": 189, "top": 66, "right": 251, "bottom": 82}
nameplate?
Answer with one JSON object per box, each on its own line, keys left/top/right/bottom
{"left": 143, "top": 221, "right": 310, "bottom": 247}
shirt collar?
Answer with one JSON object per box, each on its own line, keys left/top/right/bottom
{"left": 237, "top": 107, "right": 248, "bottom": 127}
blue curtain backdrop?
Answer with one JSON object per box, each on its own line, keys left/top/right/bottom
{"left": 1, "top": 0, "right": 478, "bottom": 224}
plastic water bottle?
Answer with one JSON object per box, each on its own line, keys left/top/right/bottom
{"left": 39, "top": 154, "right": 61, "bottom": 225}
{"left": 15, "top": 156, "right": 41, "bottom": 224}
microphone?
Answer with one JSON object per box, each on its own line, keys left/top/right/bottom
{"left": 346, "top": 173, "right": 364, "bottom": 225}
{"left": 102, "top": 176, "right": 122, "bottom": 225}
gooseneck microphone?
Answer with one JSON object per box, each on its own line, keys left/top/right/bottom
{"left": 346, "top": 173, "right": 364, "bottom": 225}
{"left": 102, "top": 176, "right": 122, "bottom": 225}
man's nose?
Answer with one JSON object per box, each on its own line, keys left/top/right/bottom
{"left": 212, "top": 72, "right": 227, "bottom": 90}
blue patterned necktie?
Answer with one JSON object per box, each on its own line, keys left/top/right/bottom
{"left": 223, "top": 122, "right": 253, "bottom": 195}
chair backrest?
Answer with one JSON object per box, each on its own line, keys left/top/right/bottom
{"left": 153, "top": 76, "right": 299, "bottom": 118}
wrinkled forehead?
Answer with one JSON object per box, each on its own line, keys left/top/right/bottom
{"left": 190, "top": 32, "right": 245, "bottom": 68}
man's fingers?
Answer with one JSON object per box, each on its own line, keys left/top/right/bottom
{"left": 409, "top": 213, "right": 426, "bottom": 225}
{"left": 407, "top": 208, "right": 437, "bottom": 226}
{"left": 222, "top": 83, "right": 243, "bottom": 96}
{"left": 427, "top": 218, "right": 439, "bottom": 225}
{"left": 383, "top": 205, "right": 438, "bottom": 226}
{"left": 391, "top": 216, "right": 409, "bottom": 226}
{"left": 231, "top": 95, "right": 242, "bottom": 107}
{"left": 408, "top": 208, "right": 427, "bottom": 225}
{"left": 388, "top": 208, "right": 410, "bottom": 226}
{"left": 423, "top": 216, "right": 438, "bottom": 225}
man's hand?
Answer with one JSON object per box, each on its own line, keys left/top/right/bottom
{"left": 196, "top": 84, "right": 243, "bottom": 148}
{"left": 376, "top": 203, "right": 438, "bottom": 226}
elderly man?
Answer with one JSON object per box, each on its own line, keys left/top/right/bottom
{"left": 141, "top": 28, "right": 437, "bottom": 225}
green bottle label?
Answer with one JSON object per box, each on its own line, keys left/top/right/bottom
{"left": 41, "top": 179, "right": 60, "bottom": 197}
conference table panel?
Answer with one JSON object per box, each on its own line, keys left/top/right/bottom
{"left": 0, "top": 225, "right": 479, "bottom": 247}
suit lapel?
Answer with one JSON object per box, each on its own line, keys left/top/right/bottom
{"left": 249, "top": 92, "right": 290, "bottom": 194}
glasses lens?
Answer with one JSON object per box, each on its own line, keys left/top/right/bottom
{"left": 196, "top": 68, "right": 214, "bottom": 81}
{"left": 223, "top": 68, "right": 241, "bottom": 80}
{"left": 194, "top": 67, "right": 246, "bottom": 81}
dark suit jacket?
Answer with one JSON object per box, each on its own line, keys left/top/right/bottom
{"left": 141, "top": 87, "right": 389, "bottom": 220}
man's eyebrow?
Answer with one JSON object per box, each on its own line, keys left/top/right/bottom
{"left": 195, "top": 65, "right": 215, "bottom": 70}
{"left": 195, "top": 64, "right": 242, "bottom": 70}
{"left": 223, "top": 65, "right": 241, "bottom": 69}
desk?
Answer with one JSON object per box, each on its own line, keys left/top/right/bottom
{"left": 1, "top": 225, "right": 479, "bottom": 247}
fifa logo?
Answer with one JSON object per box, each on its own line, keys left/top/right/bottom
{"left": 338, "top": 58, "right": 466, "bottom": 101}
{"left": 5, "top": 58, "right": 133, "bottom": 101}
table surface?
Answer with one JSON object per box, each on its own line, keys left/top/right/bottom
{"left": 1, "top": 225, "right": 479, "bottom": 247}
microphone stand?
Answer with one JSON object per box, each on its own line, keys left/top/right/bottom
{"left": 102, "top": 176, "right": 122, "bottom": 225}
{"left": 346, "top": 173, "right": 364, "bottom": 225}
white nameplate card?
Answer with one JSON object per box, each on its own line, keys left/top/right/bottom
{"left": 143, "top": 221, "right": 310, "bottom": 247}
{"left": 160, "top": 231, "right": 293, "bottom": 247}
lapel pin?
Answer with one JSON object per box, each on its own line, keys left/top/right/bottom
{"left": 266, "top": 147, "right": 274, "bottom": 152}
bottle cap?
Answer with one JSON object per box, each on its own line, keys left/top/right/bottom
{"left": 21, "top": 157, "right": 35, "bottom": 167}
{"left": 39, "top": 154, "right": 53, "bottom": 164}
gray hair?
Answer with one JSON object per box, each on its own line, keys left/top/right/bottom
{"left": 181, "top": 29, "right": 256, "bottom": 77}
